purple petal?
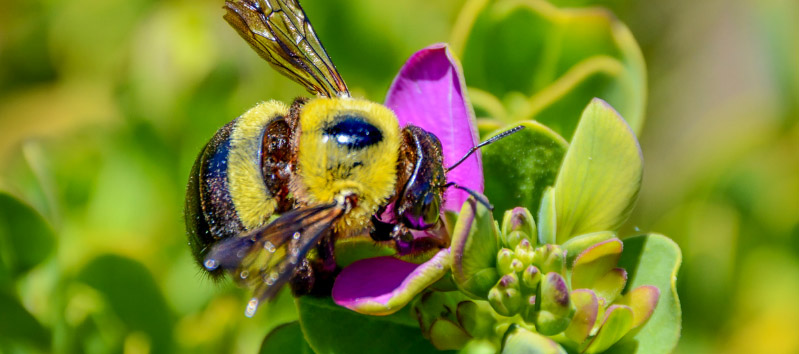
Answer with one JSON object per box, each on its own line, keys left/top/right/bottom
{"left": 385, "top": 43, "right": 482, "bottom": 212}
{"left": 332, "top": 248, "right": 451, "bottom": 315}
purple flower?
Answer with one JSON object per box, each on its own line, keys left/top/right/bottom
{"left": 385, "top": 43, "right": 483, "bottom": 211}
{"left": 332, "top": 43, "right": 482, "bottom": 315}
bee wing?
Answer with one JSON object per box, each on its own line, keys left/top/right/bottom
{"left": 203, "top": 201, "right": 345, "bottom": 316}
{"left": 224, "top": 0, "right": 349, "bottom": 97}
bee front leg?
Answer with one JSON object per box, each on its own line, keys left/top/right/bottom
{"left": 391, "top": 222, "right": 451, "bottom": 256}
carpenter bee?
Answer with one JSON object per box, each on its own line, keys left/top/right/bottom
{"left": 185, "top": 0, "right": 521, "bottom": 316}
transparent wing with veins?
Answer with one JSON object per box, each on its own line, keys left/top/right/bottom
{"left": 204, "top": 201, "right": 346, "bottom": 316}
{"left": 224, "top": 0, "right": 349, "bottom": 97}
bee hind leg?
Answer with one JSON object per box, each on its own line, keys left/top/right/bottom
{"left": 289, "top": 231, "right": 340, "bottom": 297}
{"left": 288, "top": 258, "right": 315, "bottom": 297}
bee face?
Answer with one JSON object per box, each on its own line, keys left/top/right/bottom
{"left": 294, "top": 97, "right": 400, "bottom": 233}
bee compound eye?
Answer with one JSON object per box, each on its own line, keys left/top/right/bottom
{"left": 323, "top": 115, "right": 383, "bottom": 149}
{"left": 423, "top": 193, "right": 441, "bottom": 226}
{"left": 402, "top": 193, "right": 441, "bottom": 230}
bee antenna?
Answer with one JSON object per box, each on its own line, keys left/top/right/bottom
{"left": 445, "top": 125, "right": 525, "bottom": 172}
{"left": 442, "top": 182, "right": 493, "bottom": 210}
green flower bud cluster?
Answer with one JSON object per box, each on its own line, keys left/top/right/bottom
{"left": 489, "top": 237, "right": 575, "bottom": 337}
{"left": 450, "top": 202, "right": 664, "bottom": 353}
{"left": 440, "top": 99, "right": 682, "bottom": 353}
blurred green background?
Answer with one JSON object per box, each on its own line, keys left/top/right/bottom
{"left": 0, "top": 0, "right": 796, "bottom": 353}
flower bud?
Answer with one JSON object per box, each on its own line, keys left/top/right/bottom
{"left": 510, "top": 259, "right": 525, "bottom": 273}
{"left": 514, "top": 239, "right": 535, "bottom": 266}
{"left": 533, "top": 244, "right": 566, "bottom": 275}
{"left": 488, "top": 274, "right": 523, "bottom": 316}
{"left": 533, "top": 272, "right": 574, "bottom": 335}
{"left": 497, "top": 248, "right": 515, "bottom": 275}
{"left": 521, "top": 265, "right": 541, "bottom": 291}
{"left": 501, "top": 207, "right": 537, "bottom": 246}
{"left": 503, "top": 231, "right": 526, "bottom": 250}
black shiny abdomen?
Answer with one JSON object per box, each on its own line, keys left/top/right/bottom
{"left": 323, "top": 115, "right": 383, "bottom": 149}
{"left": 185, "top": 120, "right": 245, "bottom": 273}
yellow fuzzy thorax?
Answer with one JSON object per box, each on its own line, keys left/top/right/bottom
{"left": 228, "top": 100, "right": 289, "bottom": 230}
{"left": 294, "top": 97, "right": 400, "bottom": 233}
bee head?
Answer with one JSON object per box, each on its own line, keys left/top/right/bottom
{"left": 393, "top": 126, "right": 446, "bottom": 230}
{"left": 393, "top": 125, "right": 526, "bottom": 232}
{"left": 294, "top": 97, "right": 400, "bottom": 233}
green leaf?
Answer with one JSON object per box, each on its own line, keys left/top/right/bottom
{"left": 606, "top": 234, "right": 682, "bottom": 354}
{"left": 415, "top": 290, "right": 473, "bottom": 337}
{"left": 584, "top": 305, "right": 633, "bottom": 353}
{"left": 334, "top": 235, "right": 397, "bottom": 268}
{"left": 297, "top": 296, "right": 445, "bottom": 354}
{"left": 430, "top": 319, "right": 472, "bottom": 350}
{"left": 0, "top": 192, "right": 56, "bottom": 276}
{"left": 0, "top": 261, "right": 9, "bottom": 290}
{"left": 592, "top": 268, "right": 627, "bottom": 304}
{"left": 0, "top": 291, "right": 50, "bottom": 349}
{"left": 553, "top": 99, "right": 642, "bottom": 242}
{"left": 454, "top": 0, "right": 647, "bottom": 137}
{"left": 564, "top": 289, "right": 598, "bottom": 344}
{"left": 460, "top": 339, "right": 498, "bottom": 354}
{"left": 562, "top": 231, "right": 616, "bottom": 268}
{"left": 482, "top": 121, "right": 568, "bottom": 219}
{"left": 501, "top": 325, "right": 566, "bottom": 354}
{"left": 259, "top": 322, "right": 313, "bottom": 354}
{"left": 616, "top": 286, "right": 660, "bottom": 329}
{"left": 537, "top": 187, "right": 557, "bottom": 245}
{"left": 78, "top": 254, "right": 175, "bottom": 354}
{"left": 451, "top": 198, "right": 501, "bottom": 299}
{"left": 457, "top": 300, "right": 497, "bottom": 338}
{"left": 571, "top": 239, "right": 623, "bottom": 292}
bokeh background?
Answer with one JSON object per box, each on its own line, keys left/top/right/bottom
{"left": 0, "top": 0, "right": 796, "bottom": 353}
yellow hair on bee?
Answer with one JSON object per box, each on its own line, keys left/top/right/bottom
{"left": 294, "top": 97, "right": 400, "bottom": 233}
{"left": 228, "top": 100, "right": 289, "bottom": 230}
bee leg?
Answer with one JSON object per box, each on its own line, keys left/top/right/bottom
{"left": 424, "top": 222, "right": 451, "bottom": 248}
{"left": 369, "top": 215, "right": 396, "bottom": 241}
{"left": 317, "top": 232, "right": 338, "bottom": 273}
{"left": 289, "top": 258, "right": 316, "bottom": 297}
{"left": 292, "top": 231, "right": 339, "bottom": 297}
{"left": 391, "top": 222, "right": 451, "bottom": 256}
